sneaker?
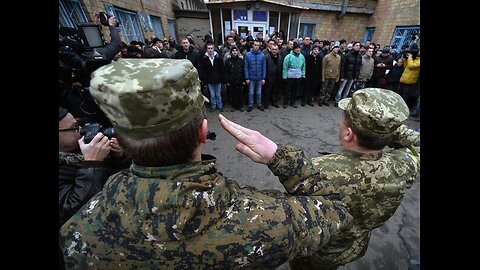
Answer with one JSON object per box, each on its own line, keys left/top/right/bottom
{"left": 257, "top": 105, "right": 265, "bottom": 111}
{"left": 247, "top": 106, "right": 253, "bottom": 112}
{"left": 272, "top": 103, "right": 279, "bottom": 108}
{"left": 209, "top": 108, "right": 215, "bottom": 112}
{"left": 218, "top": 108, "right": 223, "bottom": 112}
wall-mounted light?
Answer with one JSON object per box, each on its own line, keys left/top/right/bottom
{"left": 246, "top": 3, "right": 251, "bottom": 9}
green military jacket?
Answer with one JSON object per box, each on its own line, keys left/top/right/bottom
{"left": 60, "top": 145, "right": 353, "bottom": 269}
{"left": 291, "top": 124, "right": 420, "bottom": 269}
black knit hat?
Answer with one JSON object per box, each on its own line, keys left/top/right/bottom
{"left": 59, "top": 107, "right": 68, "bottom": 121}
{"left": 203, "top": 34, "right": 212, "bottom": 42}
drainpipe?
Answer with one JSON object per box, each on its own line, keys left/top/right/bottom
{"left": 337, "top": 0, "right": 349, "bottom": 19}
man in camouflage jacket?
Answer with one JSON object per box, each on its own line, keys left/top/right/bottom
{"left": 290, "top": 88, "right": 420, "bottom": 270}
{"left": 59, "top": 58, "right": 353, "bottom": 269}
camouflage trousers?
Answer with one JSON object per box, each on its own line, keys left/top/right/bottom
{"left": 289, "top": 232, "right": 371, "bottom": 270}
{"left": 319, "top": 78, "right": 336, "bottom": 103}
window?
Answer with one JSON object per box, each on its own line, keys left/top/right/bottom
{"left": 298, "top": 23, "right": 315, "bottom": 39}
{"left": 390, "top": 26, "right": 420, "bottom": 49}
{"left": 233, "top": 10, "right": 248, "bottom": 21}
{"left": 362, "top": 27, "right": 375, "bottom": 44}
{"left": 138, "top": 12, "right": 148, "bottom": 33}
{"left": 167, "top": 20, "right": 177, "bottom": 41}
{"left": 105, "top": 4, "right": 144, "bottom": 43}
{"left": 253, "top": 11, "right": 267, "bottom": 22}
{"left": 149, "top": 15, "right": 165, "bottom": 39}
{"left": 59, "top": 0, "right": 88, "bottom": 27}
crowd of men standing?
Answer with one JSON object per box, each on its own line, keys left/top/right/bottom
{"left": 117, "top": 30, "right": 420, "bottom": 116}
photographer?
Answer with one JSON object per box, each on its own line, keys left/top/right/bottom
{"left": 398, "top": 43, "right": 420, "bottom": 111}
{"left": 59, "top": 107, "right": 130, "bottom": 227}
{"left": 59, "top": 13, "right": 122, "bottom": 129}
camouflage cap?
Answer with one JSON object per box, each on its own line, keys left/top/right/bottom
{"left": 338, "top": 88, "right": 409, "bottom": 138}
{"left": 89, "top": 58, "right": 206, "bottom": 139}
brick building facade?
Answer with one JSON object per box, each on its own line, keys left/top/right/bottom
{"left": 59, "top": 0, "right": 419, "bottom": 48}
{"left": 206, "top": 0, "right": 419, "bottom": 48}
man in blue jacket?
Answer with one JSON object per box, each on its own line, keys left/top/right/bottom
{"left": 244, "top": 40, "right": 267, "bottom": 112}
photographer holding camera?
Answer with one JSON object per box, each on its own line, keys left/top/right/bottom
{"left": 59, "top": 11, "right": 122, "bottom": 129}
{"left": 59, "top": 107, "right": 130, "bottom": 228}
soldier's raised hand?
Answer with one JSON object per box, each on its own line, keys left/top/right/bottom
{"left": 218, "top": 114, "right": 277, "bottom": 164}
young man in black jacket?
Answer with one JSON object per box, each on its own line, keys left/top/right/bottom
{"left": 225, "top": 46, "right": 245, "bottom": 111}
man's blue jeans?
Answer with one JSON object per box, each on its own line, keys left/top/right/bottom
{"left": 248, "top": 80, "right": 262, "bottom": 107}
{"left": 208, "top": 83, "right": 223, "bottom": 109}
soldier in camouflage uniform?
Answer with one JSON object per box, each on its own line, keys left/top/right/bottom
{"left": 59, "top": 58, "right": 353, "bottom": 269}
{"left": 290, "top": 88, "right": 420, "bottom": 270}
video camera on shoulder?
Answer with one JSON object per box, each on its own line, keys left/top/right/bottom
{"left": 75, "top": 22, "right": 105, "bottom": 51}
{"left": 80, "top": 123, "right": 115, "bottom": 144}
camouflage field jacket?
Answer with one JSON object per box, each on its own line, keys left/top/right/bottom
{"left": 292, "top": 124, "right": 420, "bottom": 269}
{"left": 60, "top": 145, "right": 353, "bottom": 269}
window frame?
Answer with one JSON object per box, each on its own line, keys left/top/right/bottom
{"left": 298, "top": 23, "right": 316, "bottom": 39}
{"left": 59, "top": 0, "right": 88, "bottom": 27}
{"left": 104, "top": 4, "right": 145, "bottom": 44}
{"left": 149, "top": 15, "right": 165, "bottom": 39}
{"left": 362, "top": 27, "right": 375, "bottom": 44}
{"left": 390, "top": 26, "right": 420, "bottom": 50}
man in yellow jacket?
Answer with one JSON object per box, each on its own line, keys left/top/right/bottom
{"left": 398, "top": 47, "right": 420, "bottom": 111}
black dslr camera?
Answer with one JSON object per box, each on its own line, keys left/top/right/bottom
{"left": 80, "top": 123, "right": 115, "bottom": 143}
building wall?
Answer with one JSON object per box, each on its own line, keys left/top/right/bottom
{"left": 176, "top": 17, "right": 211, "bottom": 46}
{"left": 369, "top": 0, "right": 420, "bottom": 46}
{"left": 292, "top": 0, "right": 377, "bottom": 9}
{"left": 300, "top": 11, "right": 370, "bottom": 42}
